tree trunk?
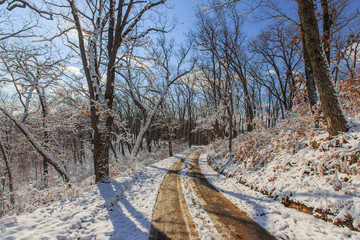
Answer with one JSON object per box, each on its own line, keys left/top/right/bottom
{"left": 73, "top": 138, "right": 78, "bottom": 165}
{"left": 321, "top": 0, "right": 331, "bottom": 64}
{"left": 228, "top": 112, "right": 233, "bottom": 153}
{"left": 188, "top": 109, "right": 193, "bottom": 148}
{"left": 0, "top": 136, "right": 14, "bottom": 205}
{"left": 241, "top": 84, "right": 254, "bottom": 132}
{"left": 0, "top": 106, "right": 72, "bottom": 183}
{"left": 131, "top": 92, "right": 166, "bottom": 157}
{"left": 166, "top": 124, "right": 173, "bottom": 157}
{"left": 297, "top": 0, "right": 348, "bottom": 136}
{"left": 300, "top": 25, "right": 318, "bottom": 113}
{"left": 110, "top": 141, "right": 118, "bottom": 161}
{"left": 120, "top": 140, "right": 125, "bottom": 155}
{"left": 43, "top": 152, "right": 49, "bottom": 186}
{"left": 79, "top": 133, "right": 84, "bottom": 164}
{"left": 146, "top": 130, "right": 152, "bottom": 153}
{"left": 232, "top": 68, "right": 254, "bottom": 131}
{"left": 42, "top": 109, "right": 49, "bottom": 187}
{"left": 93, "top": 122, "right": 111, "bottom": 183}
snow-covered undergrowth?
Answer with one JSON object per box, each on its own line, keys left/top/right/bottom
{"left": 200, "top": 152, "right": 360, "bottom": 239}
{"left": 208, "top": 110, "right": 360, "bottom": 231}
{"left": 110, "top": 141, "right": 188, "bottom": 178}
{"left": 2, "top": 141, "right": 186, "bottom": 218}
{"left": 0, "top": 150, "right": 191, "bottom": 239}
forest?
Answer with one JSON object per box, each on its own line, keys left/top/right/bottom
{"left": 0, "top": 0, "right": 360, "bottom": 237}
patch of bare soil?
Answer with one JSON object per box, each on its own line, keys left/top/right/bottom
{"left": 149, "top": 151, "right": 199, "bottom": 240}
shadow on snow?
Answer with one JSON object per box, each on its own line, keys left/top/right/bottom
{"left": 97, "top": 179, "right": 150, "bottom": 240}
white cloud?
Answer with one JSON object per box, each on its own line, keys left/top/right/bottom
{"left": 267, "top": 69, "right": 276, "bottom": 75}
{"left": 1, "top": 82, "right": 15, "bottom": 92}
{"left": 65, "top": 66, "right": 82, "bottom": 75}
{"left": 0, "top": 74, "right": 16, "bottom": 93}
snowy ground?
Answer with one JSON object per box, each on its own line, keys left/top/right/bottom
{"left": 1, "top": 148, "right": 359, "bottom": 239}
{"left": 207, "top": 117, "right": 360, "bottom": 232}
{"left": 0, "top": 150, "right": 192, "bottom": 240}
{"left": 198, "top": 152, "right": 360, "bottom": 240}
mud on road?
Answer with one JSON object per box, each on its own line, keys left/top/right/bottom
{"left": 149, "top": 151, "right": 199, "bottom": 240}
{"left": 149, "top": 150, "right": 276, "bottom": 240}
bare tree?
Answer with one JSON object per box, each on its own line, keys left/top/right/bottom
{"left": 255, "top": 1, "right": 319, "bottom": 119}
{"left": 159, "top": 95, "right": 181, "bottom": 157}
{"left": 299, "top": 24, "right": 318, "bottom": 116}
{"left": 194, "top": 5, "right": 255, "bottom": 151}
{"left": 178, "top": 74, "right": 198, "bottom": 147}
{"left": 250, "top": 23, "right": 302, "bottom": 119}
{"left": 119, "top": 36, "right": 195, "bottom": 156}
{"left": 0, "top": 6, "right": 39, "bottom": 41}
{"left": 198, "top": 0, "right": 263, "bottom": 14}
{"left": 0, "top": 43, "right": 71, "bottom": 183}
{"left": 296, "top": 0, "right": 348, "bottom": 136}
{"left": 0, "top": 0, "right": 53, "bottom": 19}
{"left": 4, "top": 45, "right": 64, "bottom": 186}
{"left": 53, "top": 0, "right": 168, "bottom": 182}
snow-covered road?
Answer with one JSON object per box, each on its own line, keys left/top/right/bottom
{"left": 0, "top": 148, "right": 359, "bottom": 239}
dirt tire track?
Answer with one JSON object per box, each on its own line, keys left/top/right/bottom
{"left": 149, "top": 150, "right": 276, "bottom": 239}
{"left": 187, "top": 151, "right": 276, "bottom": 240}
{"left": 149, "top": 151, "right": 199, "bottom": 240}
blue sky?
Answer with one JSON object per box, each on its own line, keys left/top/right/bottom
{"left": 165, "top": 0, "right": 268, "bottom": 44}
{"left": 164, "top": 0, "right": 198, "bottom": 43}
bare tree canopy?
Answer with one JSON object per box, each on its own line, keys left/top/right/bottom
{"left": 0, "top": 0, "right": 359, "bottom": 221}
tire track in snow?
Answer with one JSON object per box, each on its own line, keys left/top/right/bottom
{"left": 149, "top": 150, "right": 199, "bottom": 240}
{"left": 150, "top": 148, "right": 276, "bottom": 239}
{"left": 185, "top": 151, "right": 276, "bottom": 240}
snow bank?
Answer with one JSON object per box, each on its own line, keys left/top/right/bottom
{"left": 201, "top": 152, "right": 360, "bottom": 239}
{"left": 208, "top": 113, "right": 360, "bottom": 232}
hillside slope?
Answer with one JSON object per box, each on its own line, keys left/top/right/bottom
{"left": 208, "top": 111, "right": 360, "bottom": 232}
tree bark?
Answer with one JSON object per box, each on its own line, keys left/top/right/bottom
{"left": 321, "top": 0, "right": 331, "bottom": 64}
{"left": 37, "top": 87, "right": 49, "bottom": 187}
{"left": 166, "top": 123, "right": 173, "bottom": 157}
{"left": 297, "top": 0, "right": 348, "bottom": 136}
{"left": 93, "top": 126, "right": 110, "bottom": 182}
{"left": 146, "top": 131, "right": 152, "bottom": 153}
{"left": 68, "top": 0, "right": 109, "bottom": 183}
{"left": 110, "top": 141, "right": 118, "bottom": 160}
{"left": 131, "top": 91, "right": 167, "bottom": 157}
{"left": 188, "top": 104, "right": 193, "bottom": 148}
{"left": 300, "top": 25, "right": 318, "bottom": 113}
{"left": 120, "top": 140, "right": 125, "bottom": 155}
{"left": 0, "top": 136, "right": 14, "bottom": 205}
{"left": 228, "top": 110, "right": 233, "bottom": 153}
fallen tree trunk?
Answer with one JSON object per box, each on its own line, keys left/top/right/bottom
{"left": 0, "top": 106, "right": 72, "bottom": 184}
